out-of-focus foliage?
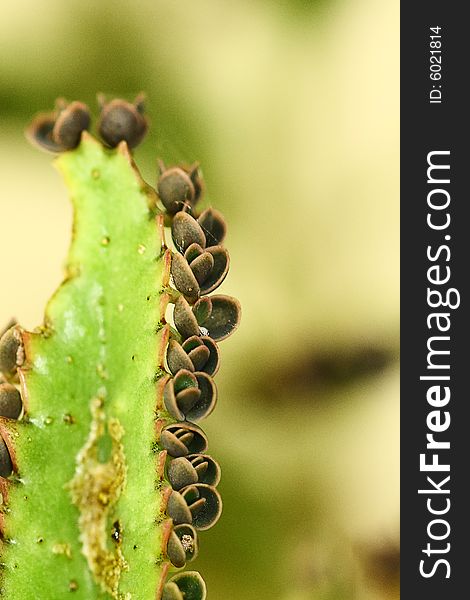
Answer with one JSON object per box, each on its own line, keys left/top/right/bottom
{"left": 0, "top": 0, "right": 398, "bottom": 598}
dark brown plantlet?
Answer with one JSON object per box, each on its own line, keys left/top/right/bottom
{"left": 199, "top": 295, "right": 241, "bottom": 341}
{"left": 170, "top": 252, "right": 200, "bottom": 303}
{"left": 183, "top": 244, "right": 229, "bottom": 295}
{"left": 173, "top": 295, "right": 240, "bottom": 341}
{"left": 166, "top": 336, "right": 219, "bottom": 377}
{"left": 158, "top": 163, "right": 203, "bottom": 215}
{"left": 196, "top": 246, "right": 229, "bottom": 295}
{"left": 162, "top": 571, "right": 206, "bottom": 600}
{"left": 167, "top": 524, "right": 198, "bottom": 567}
{"left": 186, "top": 454, "right": 221, "bottom": 487}
{"left": 179, "top": 484, "right": 222, "bottom": 531}
{"left": 164, "top": 371, "right": 217, "bottom": 422}
{"left": 188, "top": 373, "right": 217, "bottom": 422}
{"left": 173, "top": 297, "right": 200, "bottom": 340}
{"left": 0, "top": 325, "right": 24, "bottom": 380}
{"left": 174, "top": 524, "right": 198, "bottom": 561}
{"left": 26, "top": 100, "right": 90, "bottom": 153}
{"left": 167, "top": 490, "right": 193, "bottom": 525}
{"left": 183, "top": 342, "right": 211, "bottom": 373}
{"left": 172, "top": 212, "right": 206, "bottom": 254}
{"left": 189, "top": 252, "right": 214, "bottom": 285}
{"left": 168, "top": 455, "right": 220, "bottom": 491}
{"left": 167, "top": 457, "right": 199, "bottom": 490}
{"left": 0, "top": 383, "right": 23, "bottom": 420}
{"left": 187, "top": 296, "right": 240, "bottom": 341}
{"left": 160, "top": 422, "right": 209, "bottom": 457}
{"left": 98, "top": 94, "right": 148, "bottom": 149}
{"left": 166, "top": 339, "right": 195, "bottom": 374}
{"left": 182, "top": 336, "right": 219, "bottom": 376}
{"left": 184, "top": 243, "right": 204, "bottom": 264}
{"left": 164, "top": 370, "right": 200, "bottom": 421}
{"left": 167, "top": 530, "right": 187, "bottom": 568}
{"left": 53, "top": 101, "right": 91, "bottom": 149}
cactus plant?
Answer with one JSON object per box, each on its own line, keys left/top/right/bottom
{"left": 0, "top": 96, "right": 240, "bottom": 599}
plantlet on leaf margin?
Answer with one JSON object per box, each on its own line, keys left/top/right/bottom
{"left": 0, "top": 95, "right": 240, "bottom": 599}
{"left": 26, "top": 99, "right": 91, "bottom": 153}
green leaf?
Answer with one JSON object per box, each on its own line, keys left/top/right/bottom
{"left": 1, "top": 135, "right": 170, "bottom": 599}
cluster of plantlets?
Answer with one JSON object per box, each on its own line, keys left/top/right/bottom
{"left": 0, "top": 95, "right": 240, "bottom": 599}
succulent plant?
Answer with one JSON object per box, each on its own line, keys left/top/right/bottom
{"left": 0, "top": 96, "right": 240, "bottom": 599}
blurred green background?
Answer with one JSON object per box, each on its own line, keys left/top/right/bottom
{"left": 0, "top": 0, "right": 399, "bottom": 598}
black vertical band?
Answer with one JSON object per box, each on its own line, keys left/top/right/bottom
{"left": 401, "top": 4, "right": 468, "bottom": 597}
